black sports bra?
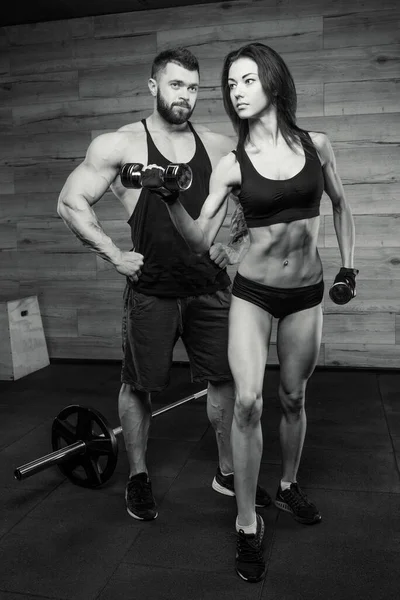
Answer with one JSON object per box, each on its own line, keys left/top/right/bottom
{"left": 234, "top": 133, "right": 324, "bottom": 228}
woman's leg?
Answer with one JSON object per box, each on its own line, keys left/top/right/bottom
{"left": 228, "top": 295, "right": 273, "bottom": 528}
{"left": 275, "top": 303, "right": 323, "bottom": 523}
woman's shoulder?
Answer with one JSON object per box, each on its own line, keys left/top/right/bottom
{"left": 307, "top": 130, "right": 330, "bottom": 151}
{"left": 306, "top": 131, "right": 332, "bottom": 166}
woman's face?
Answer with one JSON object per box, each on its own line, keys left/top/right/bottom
{"left": 228, "top": 57, "right": 269, "bottom": 119}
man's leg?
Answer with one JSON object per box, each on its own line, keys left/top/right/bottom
{"left": 118, "top": 384, "right": 151, "bottom": 478}
{"left": 207, "top": 379, "right": 235, "bottom": 475}
{"left": 120, "top": 284, "right": 179, "bottom": 520}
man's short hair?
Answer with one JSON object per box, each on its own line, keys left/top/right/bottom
{"left": 151, "top": 47, "right": 200, "bottom": 80}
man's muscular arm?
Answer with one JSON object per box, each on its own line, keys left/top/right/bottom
{"left": 57, "top": 133, "right": 143, "bottom": 277}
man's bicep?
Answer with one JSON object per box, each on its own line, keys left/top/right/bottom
{"left": 60, "top": 160, "right": 116, "bottom": 209}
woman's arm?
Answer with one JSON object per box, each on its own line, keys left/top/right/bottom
{"left": 165, "top": 152, "right": 238, "bottom": 255}
{"left": 313, "top": 132, "right": 356, "bottom": 268}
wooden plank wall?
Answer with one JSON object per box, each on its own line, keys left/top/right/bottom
{"left": 0, "top": 0, "right": 399, "bottom": 368}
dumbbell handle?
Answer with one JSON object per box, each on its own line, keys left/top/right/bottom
{"left": 120, "top": 162, "right": 192, "bottom": 192}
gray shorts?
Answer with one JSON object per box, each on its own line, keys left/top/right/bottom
{"left": 121, "top": 284, "right": 233, "bottom": 392}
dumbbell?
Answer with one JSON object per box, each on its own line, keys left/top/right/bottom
{"left": 329, "top": 267, "right": 359, "bottom": 305}
{"left": 120, "top": 162, "right": 192, "bottom": 192}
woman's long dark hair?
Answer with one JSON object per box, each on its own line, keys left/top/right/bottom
{"left": 221, "top": 43, "right": 314, "bottom": 154}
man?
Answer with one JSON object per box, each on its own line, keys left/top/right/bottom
{"left": 57, "top": 47, "right": 270, "bottom": 521}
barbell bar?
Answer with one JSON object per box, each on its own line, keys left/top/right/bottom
{"left": 14, "top": 387, "right": 207, "bottom": 488}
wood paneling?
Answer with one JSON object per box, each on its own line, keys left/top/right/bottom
{"left": 10, "top": 35, "right": 157, "bottom": 76}
{"left": 19, "top": 280, "right": 125, "bottom": 312}
{"left": 11, "top": 98, "right": 151, "bottom": 135}
{"left": 4, "top": 18, "right": 93, "bottom": 46}
{"left": 14, "top": 159, "right": 82, "bottom": 194}
{"left": 0, "top": 132, "right": 89, "bottom": 161}
{"left": 325, "top": 344, "right": 400, "bottom": 368}
{"left": 78, "top": 309, "right": 123, "bottom": 337}
{"left": 0, "top": 224, "right": 17, "bottom": 250}
{"left": 319, "top": 183, "right": 400, "bottom": 216}
{"left": 298, "top": 113, "right": 400, "bottom": 143}
{"left": 41, "top": 308, "right": 78, "bottom": 338}
{"left": 17, "top": 253, "right": 97, "bottom": 282}
{"left": 327, "top": 146, "right": 399, "bottom": 185}
{"left": 282, "top": 44, "right": 400, "bottom": 84}
{"left": 325, "top": 79, "right": 400, "bottom": 116}
{"left": 157, "top": 17, "right": 323, "bottom": 58}
{"left": 0, "top": 71, "right": 79, "bottom": 108}
{"left": 0, "top": 166, "right": 14, "bottom": 194}
{"left": 0, "top": 0, "right": 398, "bottom": 368}
{"left": 324, "top": 9, "right": 400, "bottom": 49}
{"left": 79, "top": 63, "right": 151, "bottom": 100}
{"left": 47, "top": 336, "right": 122, "bottom": 360}
{"left": 325, "top": 216, "right": 400, "bottom": 248}
{"left": 323, "top": 313, "right": 395, "bottom": 344}
{"left": 0, "top": 193, "right": 61, "bottom": 223}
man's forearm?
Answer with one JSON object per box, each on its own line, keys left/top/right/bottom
{"left": 333, "top": 205, "right": 355, "bottom": 268}
{"left": 58, "top": 199, "right": 121, "bottom": 264}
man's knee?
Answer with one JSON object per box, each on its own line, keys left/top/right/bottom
{"left": 119, "top": 383, "right": 150, "bottom": 406}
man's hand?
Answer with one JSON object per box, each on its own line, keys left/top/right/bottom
{"left": 209, "top": 243, "right": 230, "bottom": 269}
{"left": 114, "top": 250, "right": 144, "bottom": 283}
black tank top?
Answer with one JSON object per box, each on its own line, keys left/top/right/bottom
{"left": 235, "top": 133, "right": 324, "bottom": 227}
{"left": 127, "top": 119, "right": 231, "bottom": 297}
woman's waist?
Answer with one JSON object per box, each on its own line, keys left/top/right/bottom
{"left": 238, "top": 248, "right": 323, "bottom": 288}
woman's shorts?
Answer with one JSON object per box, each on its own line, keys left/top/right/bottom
{"left": 232, "top": 271, "right": 324, "bottom": 319}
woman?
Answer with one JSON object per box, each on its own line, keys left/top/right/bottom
{"left": 150, "top": 43, "right": 357, "bottom": 583}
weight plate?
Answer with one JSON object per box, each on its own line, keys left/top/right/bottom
{"left": 164, "top": 164, "right": 192, "bottom": 191}
{"left": 51, "top": 405, "right": 118, "bottom": 488}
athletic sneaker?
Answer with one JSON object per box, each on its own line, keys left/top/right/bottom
{"left": 125, "top": 472, "right": 158, "bottom": 520}
{"left": 235, "top": 514, "right": 266, "bottom": 582}
{"left": 275, "top": 482, "right": 321, "bottom": 525}
{"left": 212, "top": 467, "right": 272, "bottom": 508}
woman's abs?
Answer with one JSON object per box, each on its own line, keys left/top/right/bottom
{"left": 238, "top": 220, "right": 323, "bottom": 288}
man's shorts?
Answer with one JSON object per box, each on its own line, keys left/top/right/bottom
{"left": 121, "top": 284, "right": 233, "bottom": 392}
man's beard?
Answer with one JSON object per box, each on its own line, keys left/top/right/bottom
{"left": 156, "top": 90, "right": 195, "bottom": 124}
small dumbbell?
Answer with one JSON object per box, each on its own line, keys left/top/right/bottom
{"left": 329, "top": 267, "right": 359, "bottom": 305}
{"left": 120, "top": 162, "right": 192, "bottom": 192}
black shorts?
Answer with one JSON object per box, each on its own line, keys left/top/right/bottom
{"left": 232, "top": 272, "right": 324, "bottom": 319}
{"left": 121, "top": 284, "right": 233, "bottom": 392}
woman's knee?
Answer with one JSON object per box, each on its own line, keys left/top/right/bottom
{"left": 279, "top": 383, "right": 306, "bottom": 417}
{"left": 234, "top": 389, "right": 263, "bottom": 427}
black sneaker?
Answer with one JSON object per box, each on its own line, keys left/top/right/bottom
{"left": 235, "top": 514, "right": 266, "bottom": 583}
{"left": 125, "top": 472, "right": 158, "bottom": 521}
{"left": 212, "top": 467, "right": 271, "bottom": 508}
{"left": 275, "top": 482, "right": 321, "bottom": 525}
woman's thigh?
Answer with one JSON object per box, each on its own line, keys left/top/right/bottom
{"left": 277, "top": 304, "right": 323, "bottom": 392}
{"left": 228, "top": 295, "right": 273, "bottom": 396}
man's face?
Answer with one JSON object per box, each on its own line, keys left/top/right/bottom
{"left": 155, "top": 62, "right": 199, "bottom": 124}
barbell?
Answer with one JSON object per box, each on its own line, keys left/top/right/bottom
{"left": 14, "top": 387, "right": 207, "bottom": 489}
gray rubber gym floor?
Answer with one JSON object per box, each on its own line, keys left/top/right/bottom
{"left": 0, "top": 363, "right": 399, "bottom": 600}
